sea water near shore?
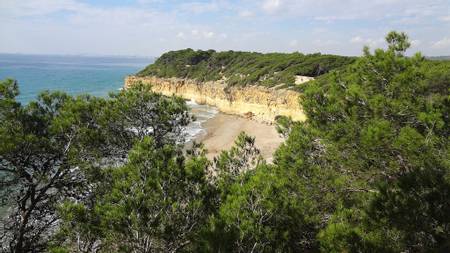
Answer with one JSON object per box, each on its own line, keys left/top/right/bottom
{"left": 0, "top": 54, "right": 152, "bottom": 103}
{"left": 185, "top": 100, "right": 219, "bottom": 141}
{"left": 0, "top": 54, "right": 215, "bottom": 143}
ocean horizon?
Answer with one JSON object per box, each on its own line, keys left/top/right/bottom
{"left": 0, "top": 53, "right": 153, "bottom": 104}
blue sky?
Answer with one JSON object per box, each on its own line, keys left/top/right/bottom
{"left": 1, "top": 0, "right": 449, "bottom": 57}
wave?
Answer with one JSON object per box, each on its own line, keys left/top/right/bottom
{"left": 184, "top": 99, "right": 218, "bottom": 142}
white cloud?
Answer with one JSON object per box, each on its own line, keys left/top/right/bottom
{"left": 251, "top": 0, "right": 449, "bottom": 28}
{"left": 0, "top": 0, "right": 84, "bottom": 17}
{"left": 177, "top": 32, "right": 186, "bottom": 39}
{"left": 366, "top": 38, "right": 384, "bottom": 48}
{"left": 239, "top": 10, "right": 254, "bottom": 18}
{"left": 182, "top": 29, "right": 219, "bottom": 39}
{"left": 1, "top": 0, "right": 450, "bottom": 56}
{"left": 203, "top": 31, "right": 215, "bottom": 39}
{"left": 411, "top": 39, "right": 421, "bottom": 47}
{"left": 349, "top": 36, "right": 384, "bottom": 47}
{"left": 314, "top": 39, "right": 339, "bottom": 46}
{"left": 0, "top": 0, "right": 181, "bottom": 56}
{"left": 289, "top": 40, "right": 299, "bottom": 47}
{"left": 136, "top": 0, "right": 165, "bottom": 4}
{"left": 179, "top": 1, "right": 230, "bottom": 14}
{"left": 315, "top": 15, "right": 356, "bottom": 23}
{"left": 350, "top": 36, "right": 363, "bottom": 43}
{"left": 262, "top": 0, "right": 283, "bottom": 14}
{"left": 432, "top": 37, "right": 450, "bottom": 49}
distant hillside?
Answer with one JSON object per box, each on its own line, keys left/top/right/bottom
{"left": 137, "top": 49, "right": 355, "bottom": 87}
{"left": 428, "top": 56, "right": 450, "bottom": 61}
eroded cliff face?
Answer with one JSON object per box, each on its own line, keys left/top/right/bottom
{"left": 125, "top": 76, "right": 306, "bottom": 123}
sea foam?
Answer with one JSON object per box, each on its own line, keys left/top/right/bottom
{"left": 184, "top": 99, "right": 218, "bottom": 142}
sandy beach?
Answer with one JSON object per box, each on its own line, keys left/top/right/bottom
{"left": 194, "top": 113, "right": 284, "bottom": 161}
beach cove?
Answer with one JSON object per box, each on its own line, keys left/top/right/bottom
{"left": 186, "top": 100, "right": 284, "bottom": 162}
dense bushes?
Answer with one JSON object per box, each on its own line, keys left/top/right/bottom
{"left": 137, "top": 49, "right": 355, "bottom": 87}
{"left": 0, "top": 82, "right": 191, "bottom": 252}
{"left": 272, "top": 32, "right": 450, "bottom": 252}
{"left": 1, "top": 32, "right": 449, "bottom": 252}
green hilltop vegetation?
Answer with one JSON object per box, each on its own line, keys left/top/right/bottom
{"left": 1, "top": 32, "right": 449, "bottom": 252}
{"left": 137, "top": 49, "right": 356, "bottom": 87}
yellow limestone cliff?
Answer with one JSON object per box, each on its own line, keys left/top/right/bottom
{"left": 125, "top": 76, "right": 306, "bottom": 123}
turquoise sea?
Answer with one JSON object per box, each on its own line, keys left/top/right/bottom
{"left": 0, "top": 53, "right": 217, "bottom": 141}
{"left": 0, "top": 54, "right": 153, "bottom": 104}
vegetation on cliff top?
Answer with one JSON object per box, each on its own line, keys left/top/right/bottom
{"left": 137, "top": 49, "right": 355, "bottom": 87}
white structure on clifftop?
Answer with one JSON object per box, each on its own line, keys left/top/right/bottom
{"left": 295, "top": 75, "right": 315, "bottom": 85}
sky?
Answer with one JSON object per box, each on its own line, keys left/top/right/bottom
{"left": 0, "top": 0, "right": 449, "bottom": 57}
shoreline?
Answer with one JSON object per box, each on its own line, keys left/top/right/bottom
{"left": 192, "top": 112, "right": 284, "bottom": 162}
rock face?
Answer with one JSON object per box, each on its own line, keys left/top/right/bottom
{"left": 125, "top": 76, "right": 306, "bottom": 123}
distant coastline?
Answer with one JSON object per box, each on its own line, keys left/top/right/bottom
{"left": 0, "top": 52, "right": 155, "bottom": 60}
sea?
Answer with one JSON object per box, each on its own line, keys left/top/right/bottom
{"left": 0, "top": 53, "right": 217, "bottom": 142}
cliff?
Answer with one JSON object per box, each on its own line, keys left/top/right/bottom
{"left": 125, "top": 76, "right": 306, "bottom": 123}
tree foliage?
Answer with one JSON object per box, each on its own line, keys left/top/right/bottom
{"left": 0, "top": 81, "right": 191, "bottom": 252}
{"left": 1, "top": 31, "right": 449, "bottom": 253}
{"left": 194, "top": 31, "right": 450, "bottom": 252}
{"left": 56, "top": 137, "right": 211, "bottom": 252}
{"left": 276, "top": 31, "right": 450, "bottom": 252}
